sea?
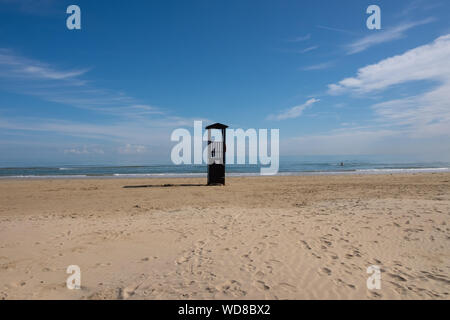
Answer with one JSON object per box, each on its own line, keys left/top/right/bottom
{"left": 1, "top": 157, "right": 449, "bottom": 179}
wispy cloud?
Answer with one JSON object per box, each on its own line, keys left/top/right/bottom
{"left": 288, "top": 34, "right": 311, "bottom": 42}
{"left": 64, "top": 146, "right": 105, "bottom": 155}
{"left": 329, "top": 34, "right": 450, "bottom": 94}
{"left": 329, "top": 34, "right": 450, "bottom": 139}
{"left": 285, "top": 127, "right": 401, "bottom": 156}
{"left": 0, "top": 49, "right": 211, "bottom": 158}
{"left": 345, "top": 18, "right": 436, "bottom": 54}
{"left": 118, "top": 144, "right": 147, "bottom": 155}
{"left": 396, "top": 0, "right": 442, "bottom": 18}
{"left": 268, "top": 98, "right": 320, "bottom": 121}
{"left": 0, "top": 0, "right": 57, "bottom": 15}
{"left": 316, "top": 25, "right": 358, "bottom": 35}
{"left": 0, "top": 116, "right": 205, "bottom": 145}
{"left": 285, "top": 34, "right": 450, "bottom": 159}
{"left": 0, "top": 49, "right": 168, "bottom": 120}
{"left": 302, "top": 61, "right": 333, "bottom": 71}
{"left": 0, "top": 48, "right": 88, "bottom": 82}
{"left": 21, "top": 66, "right": 88, "bottom": 80}
{"left": 284, "top": 120, "right": 450, "bottom": 159}
{"left": 396, "top": 0, "right": 423, "bottom": 17}
{"left": 299, "top": 46, "right": 319, "bottom": 54}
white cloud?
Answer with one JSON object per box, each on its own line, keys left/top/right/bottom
{"left": 396, "top": 0, "right": 441, "bottom": 18}
{"left": 284, "top": 127, "right": 400, "bottom": 155}
{"left": 21, "top": 65, "right": 88, "bottom": 80}
{"left": 302, "top": 61, "right": 333, "bottom": 71}
{"left": 304, "top": 34, "right": 450, "bottom": 158}
{"left": 289, "top": 34, "right": 311, "bottom": 42}
{"left": 0, "top": 49, "right": 173, "bottom": 120}
{"left": 299, "top": 46, "right": 318, "bottom": 53}
{"left": 268, "top": 98, "right": 320, "bottom": 120}
{"left": 329, "top": 34, "right": 450, "bottom": 94}
{"left": 316, "top": 25, "right": 357, "bottom": 35}
{"left": 0, "top": 0, "right": 57, "bottom": 15}
{"left": 0, "top": 49, "right": 88, "bottom": 81}
{"left": 118, "top": 144, "right": 147, "bottom": 155}
{"left": 372, "top": 83, "right": 450, "bottom": 138}
{"left": 345, "top": 18, "right": 435, "bottom": 54}
{"left": 0, "top": 116, "right": 197, "bottom": 144}
{"left": 283, "top": 125, "right": 450, "bottom": 160}
{"left": 64, "top": 146, "right": 104, "bottom": 155}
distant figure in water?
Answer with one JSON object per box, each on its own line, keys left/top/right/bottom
{"left": 340, "top": 162, "right": 344, "bottom": 166}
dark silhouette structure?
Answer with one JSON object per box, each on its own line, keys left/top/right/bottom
{"left": 205, "top": 123, "right": 228, "bottom": 185}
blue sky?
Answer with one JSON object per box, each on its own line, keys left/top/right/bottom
{"left": 0, "top": 0, "right": 449, "bottom": 166}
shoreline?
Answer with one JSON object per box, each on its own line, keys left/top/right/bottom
{"left": 1, "top": 167, "right": 450, "bottom": 180}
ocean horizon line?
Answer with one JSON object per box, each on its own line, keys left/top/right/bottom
{"left": 1, "top": 165, "right": 449, "bottom": 179}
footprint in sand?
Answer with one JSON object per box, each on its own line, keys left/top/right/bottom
{"left": 320, "top": 267, "right": 332, "bottom": 276}
{"left": 255, "top": 280, "right": 270, "bottom": 291}
{"left": 275, "top": 282, "right": 297, "bottom": 292}
{"left": 217, "top": 280, "right": 246, "bottom": 297}
{"left": 300, "top": 240, "right": 311, "bottom": 250}
{"left": 388, "top": 273, "right": 407, "bottom": 282}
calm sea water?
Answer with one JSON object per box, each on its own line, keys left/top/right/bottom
{"left": 1, "top": 159, "right": 449, "bottom": 178}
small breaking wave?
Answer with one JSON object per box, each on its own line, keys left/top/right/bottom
{"left": 355, "top": 167, "right": 450, "bottom": 173}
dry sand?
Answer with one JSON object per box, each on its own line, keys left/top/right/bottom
{"left": 0, "top": 173, "right": 449, "bottom": 300}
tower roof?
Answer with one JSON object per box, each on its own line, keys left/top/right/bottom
{"left": 205, "top": 123, "right": 228, "bottom": 129}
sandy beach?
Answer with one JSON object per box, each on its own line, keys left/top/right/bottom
{"left": 0, "top": 173, "right": 449, "bottom": 300}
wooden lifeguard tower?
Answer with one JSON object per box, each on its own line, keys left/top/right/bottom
{"left": 205, "top": 123, "right": 228, "bottom": 185}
